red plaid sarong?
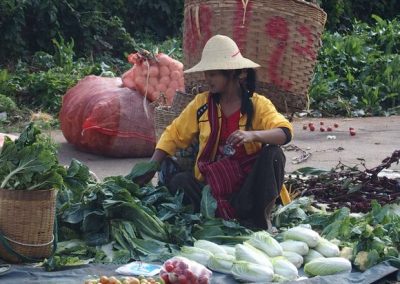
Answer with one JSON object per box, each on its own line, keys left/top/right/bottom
{"left": 197, "top": 95, "right": 257, "bottom": 219}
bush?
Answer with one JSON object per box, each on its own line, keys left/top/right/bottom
{"left": 318, "top": 0, "right": 400, "bottom": 32}
{"left": 0, "top": 0, "right": 183, "bottom": 65}
{"left": 309, "top": 16, "right": 400, "bottom": 116}
{"left": 0, "top": 94, "right": 17, "bottom": 113}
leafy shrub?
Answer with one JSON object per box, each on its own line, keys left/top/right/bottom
{"left": 318, "top": 0, "right": 400, "bottom": 32}
{"left": 310, "top": 16, "right": 400, "bottom": 116}
{"left": 0, "top": 94, "right": 17, "bottom": 113}
{"left": 0, "top": 0, "right": 183, "bottom": 65}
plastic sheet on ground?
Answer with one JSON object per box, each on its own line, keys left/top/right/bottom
{"left": 0, "top": 261, "right": 398, "bottom": 284}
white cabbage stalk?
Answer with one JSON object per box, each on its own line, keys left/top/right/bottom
{"left": 207, "top": 253, "right": 235, "bottom": 274}
{"left": 179, "top": 246, "right": 213, "bottom": 266}
{"left": 220, "top": 245, "right": 236, "bottom": 257}
{"left": 231, "top": 260, "right": 274, "bottom": 282}
{"left": 246, "top": 231, "right": 283, "bottom": 257}
{"left": 271, "top": 256, "right": 298, "bottom": 280}
{"left": 304, "top": 249, "right": 325, "bottom": 264}
{"left": 282, "top": 251, "right": 304, "bottom": 269}
{"left": 194, "top": 240, "right": 226, "bottom": 255}
{"left": 235, "top": 243, "right": 273, "bottom": 269}
{"left": 304, "top": 257, "right": 352, "bottom": 276}
{"left": 284, "top": 226, "right": 321, "bottom": 248}
{"left": 280, "top": 240, "right": 309, "bottom": 256}
{"left": 315, "top": 238, "right": 340, "bottom": 257}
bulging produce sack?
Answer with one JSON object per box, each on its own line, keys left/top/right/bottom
{"left": 122, "top": 51, "right": 185, "bottom": 105}
{"left": 60, "top": 75, "right": 156, "bottom": 157}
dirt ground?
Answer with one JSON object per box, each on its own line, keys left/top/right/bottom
{"left": 49, "top": 115, "right": 400, "bottom": 180}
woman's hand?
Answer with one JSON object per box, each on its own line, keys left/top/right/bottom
{"left": 226, "top": 130, "right": 255, "bottom": 146}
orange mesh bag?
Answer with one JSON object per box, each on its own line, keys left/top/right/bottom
{"left": 121, "top": 51, "right": 185, "bottom": 106}
{"left": 60, "top": 75, "right": 156, "bottom": 157}
{"left": 183, "top": 0, "right": 327, "bottom": 113}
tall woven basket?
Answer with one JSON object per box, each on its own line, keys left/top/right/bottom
{"left": 183, "top": 0, "right": 327, "bottom": 113}
{"left": 0, "top": 189, "right": 57, "bottom": 263}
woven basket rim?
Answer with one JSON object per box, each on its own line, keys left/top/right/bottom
{"left": 184, "top": 0, "right": 327, "bottom": 25}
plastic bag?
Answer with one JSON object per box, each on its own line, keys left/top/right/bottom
{"left": 59, "top": 75, "right": 156, "bottom": 157}
{"left": 122, "top": 51, "right": 185, "bottom": 105}
{"left": 160, "top": 256, "right": 212, "bottom": 284}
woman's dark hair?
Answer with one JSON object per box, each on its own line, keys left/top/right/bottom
{"left": 220, "top": 68, "right": 256, "bottom": 130}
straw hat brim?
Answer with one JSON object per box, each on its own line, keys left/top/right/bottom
{"left": 184, "top": 57, "right": 260, "bottom": 73}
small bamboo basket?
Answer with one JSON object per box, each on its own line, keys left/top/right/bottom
{"left": 154, "top": 91, "right": 196, "bottom": 142}
{"left": 0, "top": 189, "right": 57, "bottom": 263}
{"left": 183, "top": 0, "right": 327, "bottom": 113}
{"left": 154, "top": 91, "right": 197, "bottom": 172}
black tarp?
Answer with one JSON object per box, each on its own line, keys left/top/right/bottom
{"left": 0, "top": 261, "right": 398, "bottom": 284}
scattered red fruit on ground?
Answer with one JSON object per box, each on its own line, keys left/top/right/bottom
{"left": 350, "top": 130, "right": 356, "bottom": 136}
{"left": 327, "top": 127, "right": 332, "bottom": 132}
{"left": 320, "top": 127, "right": 325, "bottom": 132}
{"left": 303, "top": 125, "right": 307, "bottom": 130}
{"left": 320, "top": 121, "right": 324, "bottom": 125}
{"left": 308, "top": 122, "right": 314, "bottom": 127}
{"left": 309, "top": 126, "right": 315, "bottom": 131}
{"left": 334, "top": 123, "right": 339, "bottom": 128}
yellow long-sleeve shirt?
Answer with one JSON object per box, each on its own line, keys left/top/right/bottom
{"left": 156, "top": 91, "right": 293, "bottom": 181}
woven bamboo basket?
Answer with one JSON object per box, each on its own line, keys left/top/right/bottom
{"left": 0, "top": 189, "right": 57, "bottom": 263}
{"left": 154, "top": 91, "right": 196, "bottom": 142}
{"left": 154, "top": 106, "right": 179, "bottom": 142}
{"left": 154, "top": 91, "right": 197, "bottom": 172}
{"left": 183, "top": 0, "right": 327, "bottom": 113}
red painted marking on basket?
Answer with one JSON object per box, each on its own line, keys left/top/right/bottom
{"left": 184, "top": 8, "right": 199, "bottom": 55}
{"left": 265, "top": 16, "right": 293, "bottom": 91}
{"left": 199, "top": 4, "right": 213, "bottom": 47}
{"left": 184, "top": 4, "right": 213, "bottom": 56}
{"left": 293, "top": 25, "right": 317, "bottom": 60}
{"left": 233, "top": 0, "right": 253, "bottom": 53}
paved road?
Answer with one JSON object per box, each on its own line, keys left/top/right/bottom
{"left": 48, "top": 116, "right": 400, "bottom": 179}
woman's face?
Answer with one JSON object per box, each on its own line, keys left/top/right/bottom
{"left": 204, "top": 70, "right": 230, "bottom": 93}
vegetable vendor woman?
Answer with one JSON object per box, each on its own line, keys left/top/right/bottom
{"left": 139, "top": 35, "right": 293, "bottom": 232}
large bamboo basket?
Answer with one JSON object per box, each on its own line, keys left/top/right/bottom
{"left": 183, "top": 0, "right": 327, "bottom": 113}
{"left": 0, "top": 189, "right": 57, "bottom": 263}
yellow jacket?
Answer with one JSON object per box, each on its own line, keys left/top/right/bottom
{"left": 156, "top": 91, "right": 294, "bottom": 182}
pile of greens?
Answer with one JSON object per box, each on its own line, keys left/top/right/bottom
{"left": 307, "top": 201, "right": 400, "bottom": 271}
{"left": 273, "top": 197, "right": 400, "bottom": 271}
{"left": 0, "top": 123, "right": 64, "bottom": 190}
{"left": 0, "top": 124, "right": 251, "bottom": 271}
{"left": 46, "top": 161, "right": 252, "bottom": 271}
{"left": 286, "top": 150, "right": 400, "bottom": 213}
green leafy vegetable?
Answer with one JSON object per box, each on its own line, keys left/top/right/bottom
{"left": 0, "top": 123, "right": 64, "bottom": 190}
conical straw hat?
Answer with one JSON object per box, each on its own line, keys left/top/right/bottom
{"left": 184, "top": 35, "right": 260, "bottom": 73}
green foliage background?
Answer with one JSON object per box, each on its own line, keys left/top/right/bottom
{"left": 0, "top": 0, "right": 184, "bottom": 63}
{"left": 1, "top": 0, "right": 399, "bottom": 64}
{"left": 0, "top": 0, "right": 399, "bottom": 122}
